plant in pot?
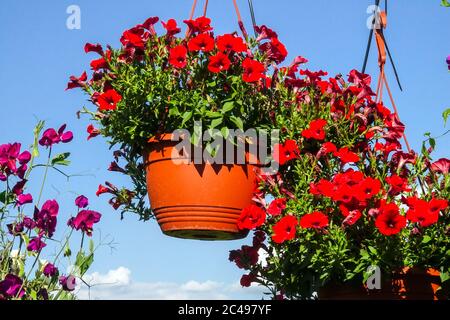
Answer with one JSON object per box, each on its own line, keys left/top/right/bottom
{"left": 67, "top": 16, "right": 292, "bottom": 240}
{"left": 229, "top": 65, "right": 450, "bottom": 299}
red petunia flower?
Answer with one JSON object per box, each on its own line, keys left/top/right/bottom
{"left": 237, "top": 205, "right": 266, "bottom": 230}
{"left": 386, "top": 174, "right": 411, "bottom": 195}
{"left": 259, "top": 37, "right": 288, "bottom": 64}
{"left": 431, "top": 158, "right": 450, "bottom": 175}
{"left": 375, "top": 202, "right": 406, "bottom": 236}
{"left": 120, "top": 28, "right": 147, "bottom": 49}
{"left": 96, "top": 184, "right": 110, "bottom": 197}
{"left": 340, "top": 205, "right": 362, "bottom": 226}
{"left": 84, "top": 43, "right": 104, "bottom": 55}
{"left": 242, "top": 58, "right": 265, "bottom": 83}
{"left": 301, "top": 119, "right": 327, "bottom": 141}
{"left": 240, "top": 273, "right": 256, "bottom": 287}
{"left": 267, "top": 198, "right": 287, "bottom": 216}
{"left": 184, "top": 16, "right": 213, "bottom": 34}
{"left": 217, "top": 34, "right": 247, "bottom": 53}
{"left": 162, "top": 19, "right": 181, "bottom": 36}
{"left": 87, "top": 124, "right": 101, "bottom": 140}
{"left": 169, "top": 45, "right": 188, "bottom": 69}
{"left": 321, "top": 142, "right": 337, "bottom": 154}
{"left": 272, "top": 139, "right": 300, "bottom": 166}
{"left": 333, "top": 147, "right": 360, "bottom": 164}
{"left": 309, "top": 179, "right": 336, "bottom": 198}
{"left": 299, "top": 211, "right": 329, "bottom": 229}
{"left": 66, "top": 71, "right": 87, "bottom": 90}
{"left": 359, "top": 177, "right": 381, "bottom": 199}
{"left": 406, "top": 197, "right": 448, "bottom": 227}
{"left": 208, "top": 52, "right": 231, "bottom": 73}
{"left": 97, "top": 89, "right": 122, "bottom": 111}
{"left": 272, "top": 215, "right": 298, "bottom": 244}
{"left": 187, "top": 33, "right": 215, "bottom": 52}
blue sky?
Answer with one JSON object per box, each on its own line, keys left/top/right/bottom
{"left": 0, "top": 1, "right": 449, "bottom": 299}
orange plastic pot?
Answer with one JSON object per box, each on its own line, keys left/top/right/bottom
{"left": 144, "top": 134, "right": 258, "bottom": 240}
{"left": 318, "top": 268, "right": 448, "bottom": 300}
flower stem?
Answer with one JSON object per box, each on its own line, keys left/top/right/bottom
{"left": 37, "top": 147, "right": 52, "bottom": 207}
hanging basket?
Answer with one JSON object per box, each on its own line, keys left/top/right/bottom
{"left": 144, "top": 134, "right": 258, "bottom": 240}
{"left": 318, "top": 268, "right": 448, "bottom": 300}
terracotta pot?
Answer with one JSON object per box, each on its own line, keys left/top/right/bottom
{"left": 144, "top": 134, "right": 258, "bottom": 240}
{"left": 319, "top": 268, "right": 448, "bottom": 300}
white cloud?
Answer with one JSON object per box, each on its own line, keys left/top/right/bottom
{"left": 76, "top": 267, "right": 267, "bottom": 300}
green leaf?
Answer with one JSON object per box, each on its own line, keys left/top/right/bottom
{"left": 0, "top": 191, "right": 14, "bottom": 204}
{"left": 51, "top": 152, "right": 71, "bottom": 166}
{"left": 368, "top": 246, "right": 377, "bottom": 255}
{"left": 181, "top": 111, "right": 193, "bottom": 126}
{"left": 64, "top": 243, "right": 72, "bottom": 258}
{"left": 205, "top": 111, "right": 222, "bottom": 118}
{"left": 221, "top": 101, "right": 235, "bottom": 113}
{"left": 422, "top": 235, "right": 432, "bottom": 244}
{"left": 75, "top": 251, "right": 94, "bottom": 276}
{"left": 89, "top": 239, "right": 95, "bottom": 253}
{"left": 230, "top": 116, "right": 244, "bottom": 130}
{"left": 440, "top": 272, "right": 450, "bottom": 283}
{"left": 443, "top": 108, "right": 450, "bottom": 126}
{"left": 441, "top": 0, "right": 450, "bottom": 7}
{"left": 32, "top": 121, "right": 45, "bottom": 157}
{"left": 210, "top": 117, "right": 223, "bottom": 129}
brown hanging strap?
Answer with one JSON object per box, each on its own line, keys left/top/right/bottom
{"left": 186, "top": 0, "right": 249, "bottom": 39}
{"left": 374, "top": 11, "right": 412, "bottom": 153}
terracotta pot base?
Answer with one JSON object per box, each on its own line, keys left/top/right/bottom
{"left": 155, "top": 205, "right": 248, "bottom": 240}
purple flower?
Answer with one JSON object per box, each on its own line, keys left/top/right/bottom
{"left": 12, "top": 179, "right": 27, "bottom": 196}
{"left": 0, "top": 173, "right": 6, "bottom": 181}
{"left": 7, "top": 223, "right": 24, "bottom": 235}
{"left": 39, "top": 128, "right": 60, "bottom": 147}
{"left": 58, "top": 124, "right": 74, "bottom": 143}
{"left": 43, "top": 263, "right": 58, "bottom": 277}
{"left": 23, "top": 216, "right": 36, "bottom": 229}
{"left": 68, "top": 210, "right": 102, "bottom": 236}
{"left": 16, "top": 193, "right": 33, "bottom": 206}
{"left": 0, "top": 274, "right": 25, "bottom": 298}
{"left": 39, "top": 124, "right": 73, "bottom": 147}
{"left": 59, "top": 275, "right": 76, "bottom": 292}
{"left": 0, "top": 143, "right": 21, "bottom": 174}
{"left": 16, "top": 164, "right": 27, "bottom": 179}
{"left": 27, "top": 236, "right": 47, "bottom": 252}
{"left": 17, "top": 151, "right": 31, "bottom": 164}
{"left": 75, "top": 195, "right": 89, "bottom": 208}
{"left": 447, "top": 55, "right": 450, "bottom": 70}
{"left": 34, "top": 200, "right": 59, "bottom": 237}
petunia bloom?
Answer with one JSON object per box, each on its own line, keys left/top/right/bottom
{"left": 217, "top": 34, "right": 247, "bottom": 52}
{"left": 333, "top": 147, "right": 360, "bottom": 164}
{"left": 87, "top": 124, "right": 101, "bottom": 140}
{"left": 242, "top": 58, "right": 265, "bottom": 83}
{"left": 162, "top": 19, "right": 181, "bottom": 36}
{"left": 188, "top": 33, "right": 215, "bottom": 52}
{"left": 184, "top": 16, "right": 212, "bottom": 34}
{"left": 375, "top": 202, "right": 406, "bottom": 236}
{"left": 66, "top": 71, "right": 88, "bottom": 90}
{"left": 302, "top": 119, "right": 327, "bottom": 141}
{"left": 299, "top": 211, "right": 329, "bottom": 229}
{"left": 431, "top": 158, "right": 450, "bottom": 175}
{"left": 272, "top": 140, "right": 300, "bottom": 166}
{"left": 267, "top": 198, "right": 287, "bottom": 216}
{"left": 208, "top": 52, "right": 231, "bottom": 73}
{"left": 97, "top": 89, "right": 122, "bottom": 111}
{"left": 84, "top": 43, "right": 104, "bottom": 55}
{"left": 168, "top": 45, "right": 188, "bottom": 69}
{"left": 237, "top": 205, "right": 266, "bottom": 230}
{"left": 272, "top": 215, "right": 298, "bottom": 244}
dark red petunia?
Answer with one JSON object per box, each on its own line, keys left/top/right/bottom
{"left": 97, "top": 89, "right": 122, "bottom": 111}
{"left": 386, "top": 174, "right": 411, "bottom": 195}
{"left": 333, "top": 147, "right": 360, "bottom": 164}
{"left": 272, "top": 139, "right": 300, "bottom": 166}
{"left": 375, "top": 202, "right": 406, "bottom": 236}
{"left": 237, "top": 205, "right": 266, "bottom": 230}
{"left": 299, "top": 211, "right": 329, "bottom": 229}
{"left": 84, "top": 43, "right": 104, "bottom": 55}
{"left": 240, "top": 273, "right": 256, "bottom": 287}
{"left": 259, "top": 37, "right": 288, "bottom": 64}
{"left": 187, "top": 33, "right": 215, "bottom": 52}
{"left": 272, "top": 215, "right": 298, "bottom": 244}
{"left": 431, "top": 158, "right": 450, "bottom": 175}
{"left": 267, "top": 198, "right": 287, "bottom": 216}
{"left": 66, "top": 71, "right": 87, "bottom": 90}
{"left": 242, "top": 58, "right": 265, "bottom": 83}
{"left": 87, "top": 124, "right": 101, "bottom": 140}
{"left": 140, "top": 17, "right": 159, "bottom": 32}
{"left": 168, "top": 45, "right": 188, "bottom": 69}
{"left": 302, "top": 119, "right": 327, "bottom": 141}
{"left": 207, "top": 52, "right": 231, "bottom": 73}
{"left": 183, "top": 16, "right": 212, "bottom": 34}
{"left": 217, "top": 34, "right": 247, "bottom": 53}
{"left": 339, "top": 205, "right": 362, "bottom": 226}
{"left": 162, "top": 19, "right": 181, "bottom": 36}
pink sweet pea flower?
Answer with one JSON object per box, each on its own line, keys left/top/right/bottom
{"left": 75, "top": 195, "right": 89, "bottom": 209}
